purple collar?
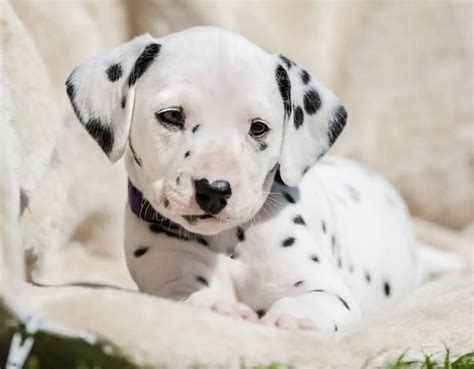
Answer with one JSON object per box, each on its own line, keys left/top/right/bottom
{"left": 128, "top": 180, "right": 208, "bottom": 246}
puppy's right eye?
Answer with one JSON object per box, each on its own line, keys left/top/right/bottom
{"left": 155, "top": 108, "right": 184, "bottom": 128}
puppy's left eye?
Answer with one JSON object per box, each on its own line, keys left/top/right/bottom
{"left": 249, "top": 120, "right": 270, "bottom": 138}
{"left": 155, "top": 108, "right": 184, "bottom": 128}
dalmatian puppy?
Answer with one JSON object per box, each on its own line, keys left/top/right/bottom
{"left": 66, "top": 27, "right": 420, "bottom": 331}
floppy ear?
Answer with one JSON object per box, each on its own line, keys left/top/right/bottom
{"left": 66, "top": 34, "right": 161, "bottom": 162}
{"left": 275, "top": 55, "right": 347, "bottom": 186}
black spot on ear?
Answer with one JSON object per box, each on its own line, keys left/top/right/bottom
{"left": 121, "top": 96, "right": 126, "bottom": 109}
{"left": 20, "top": 190, "right": 29, "bottom": 216}
{"left": 283, "top": 192, "right": 295, "bottom": 204}
{"left": 128, "top": 43, "right": 161, "bottom": 87}
{"left": 237, "top": 227, "right": 245, "bottom": 241}
{"left": 196, "top": 275, "right": 209, "bottom": 287}
{"left": 294, "top": 280, "right": 304, "bottom": 287}
{"left": 328, "top": 105, "right": 347, "bottom": 145}
{"left": 279, "top": 55, "right": 294, "bottom": 69}
{"left": 275, "top": 65, "right": 292, "bottom": 120}
{"left": 293, "top": 105, "right": 304, "bottom": 129}
{"left": 300, "top": 69, "right": 311, "bottom": 84}
{"left": 310, "top": 254, "right": 319, "bottom": 262}
{"left": 134, "top": 246, "right": 149, "bottom": 257}
{"left": 303, "top": 88, "right": 321, "bottom": 115}
{"left": 66, "top": 75, "right": 85, "bottom": 124}
{"left": 384, "top": 281, "right": 391, "bottom": 297}
{"left": 85, "top": 118, "right": 114, "bottom": 155}
{"left": 184, "top": 151, "right": 191, "bottom": 158}
{"left": 106, "top": 63, "right": 123, "bottom": 82}
{"left": 192, "top": 124, "right": 200, "bottom": 133}
{"left": 256, "top": 309, "right": 266, "bottom": 319}
{"left": 293, "top": 215, "right": 305, "bottom": 225}
{"left": 282, "top": 237, "right": 295, "bottom": 247}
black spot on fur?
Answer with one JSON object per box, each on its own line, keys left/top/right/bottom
{"left": 184, "top": 151, "right": 191, "bottom": 158}
{"left": 302, "top": 166, "right": 310, "bottom": 175}
{"left": 275, "top": 65, "right": 292, "bottom": 120}
{"left": 331, "top": 235, "right": 336, "bottom": 253}
{"left": 349, "top": 265, "right": 354, "bottom": 274}
{"left": 162, "top": 197, "right": 170, "bottom": 208}
{"left": 279, "top": 55, "right": 294, "bottom": 69}
{"left": 85, "top": 118, "right": 114, "bottom": 155}
{"left": 66, "top": 75, "right": 85, "bottom": 125}
{"left": 310, "top": 254, "right": 320, "bottom": 262}
{"left": 321, "top": 220, "right": 327, "bottom": 234}
{"left": 134, "top": 247, "right": 149, "bottom": 257}
{"left": 328, "top": 105, "right": 347, "bottom": 145}
{"left": 293, "top": 215, "right": 305, "bottom": 225}
{"left": 106, "top": 63, "right": 123, "bottom": 82}
{"left": 196, "top": 275, "right": 209, "bottom": 287}
{"left": 282, "top": 237, "right": 295, "bottom": 247}
{"left": 365, "top": 272, "right": 372, "bottom": 283}
{"left": 347, "top": 185, "right": 360, "bottom": 202}
{"left": 303, "top": 88, "right": 321, "bottom": 115}
{"left": 294, "top": 280, "right": 304, "bottom": 287}
{"left": 121, "top": 96, "right": 126, "bottom": 109}
{"left": 256, "top": 309, "right": 266, "bottom": 319}
{"left": 192, "top": 124, "right": 200, "bottom": 133}
{"left": 293, "top": 105, "right": 304, "bottom": 129}
{"left": 128, "top": 43, "right": 161, "bottom": 86}
{"left": 237, "top": 227, "right": 245, "bottom": 242}
{"left": 283, "top": 192, "right": 295, "bottom": 204}
{"left": 334, "top": 324, "right": 338, "bottom": 332}
{"left": 300, "top": 69, "right": 311, "bottom": 84}
{"left": 20, "top": 190, "right": 29, "bottom": 216}
{"left": 337, "top": 296, "right": 350, "bottom": 311}
{"left": 337, "top": 257, "right": 342, "bottom": 268}
{"left": 176, "top": 176, "right": 181, "bottom": 185}
{"left": 258, "top": 142, "right": 268, "bottom": 151}
{"left": 384, "top": 281, "right": 391, "bottom": 297}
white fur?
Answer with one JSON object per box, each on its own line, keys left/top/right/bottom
{"left": 68, "top": 27, "right": 420, "bottom": 331}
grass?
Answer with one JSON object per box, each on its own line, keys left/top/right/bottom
{"left": 381, "top": 350, "right": 474, "bottom": 369}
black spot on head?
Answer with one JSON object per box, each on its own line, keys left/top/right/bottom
{"left": 256, "top": 309, "right": 266, "bottom": 319}
{"left": 294, "top": 280, "right": 304, "bottom": 287}
{"left": 279, "top": 55, "right": 294, "bottom": 69}
{"left": 184, "top": 151, "right": 191, "bottom": 158}
{"left": 106, "top": 63, "right": 123, "bottom": 82}
{"left": 365, "top": 272, "right": 372, "bottom": 283}
{"left": 310, "top": 254, "right": 320, "bottom": 263}
{"left": 85, "top": 118, "right": 114, "bottom": 155}
{"left": 293, "top": 105, "right": 304, "bottom": 129}
{"left": 275, "top": 65, "right": 292, "bottom": 120}
{"left": 192, "top": 124, "right": 200, "bottom": 133}
{"left": 384, "top": 281, "right": 391, "bottom": 297}
{"left": 134, "top": 246, "right": 149, "bottom": 257}
{"left": 283, "top": 192, "right": 295, "bottom": 204}
{"left": 121, "top": 96, "right": 126, "bottom": 109}
{"left": 337, "top": 296, "right": 350, "bottom": 311}
{"left": 282, "top": 237, "right": 295, "bottom": 247}
{"left": 321, "top": 220, "right": 327, "bottom": 234}
{"left": 303, "top": 88, "right": 321, "bottom": 115}
{"left": 300, "top": 69, "right": 311, "bottom": 84}
{"left": 293, "top": 215, "right": 306, "bottom": 225}
{"left": 328, "top": 105, "right": 347, "bottom": 145}
{"left": 20, "top": 190, "right": 29, "bottom": 216}
{"left": 236, "top": 227, "right": 245, "bottom": 242}
{"left": 128, "top": 43, "right": 161, "bottom": 86}
{"left": 196, "top": 275, "right": 209, "bottom": 287}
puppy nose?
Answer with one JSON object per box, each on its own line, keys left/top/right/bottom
{"left": 194, "top": 178, "right": 232, "bottom": 215}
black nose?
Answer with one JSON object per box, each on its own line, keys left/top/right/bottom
{"left": 194, "top": 178, "right": 232, "bottom": 215}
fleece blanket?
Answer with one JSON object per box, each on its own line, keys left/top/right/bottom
{"left": 1, "top": 1, "right": 473, "bottom": 368}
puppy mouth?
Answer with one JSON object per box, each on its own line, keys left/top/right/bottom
{"left": 182, "top": 214, "right": 216, "bottom": 222}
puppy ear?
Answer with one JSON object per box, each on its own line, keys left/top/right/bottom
{"left": 275, "top": 55, "right": 347, "bottom": 186}
{"left": 66, "top": 34, "right": 160, "bottom": 162}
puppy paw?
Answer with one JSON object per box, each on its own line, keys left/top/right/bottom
{"left": 260, "top": 296, "right": 339, "bottom": 332}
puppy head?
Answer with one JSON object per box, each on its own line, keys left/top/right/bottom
{"left": 66, "top": 27, "right": 346, "bottom": 235}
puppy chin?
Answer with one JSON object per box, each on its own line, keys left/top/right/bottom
{"left": 182, "top": 217, "right": 239, "bottom": 235}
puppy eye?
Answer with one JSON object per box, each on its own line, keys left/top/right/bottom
{"left": 249, "top": 120, "right": 269, "bottom": 138}
{"left": 155, "top": 108, "right": 184, "bottom": 128}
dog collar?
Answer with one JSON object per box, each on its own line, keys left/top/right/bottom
{"left": 128, "top": 180, "right": 208, "bottom": 246}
